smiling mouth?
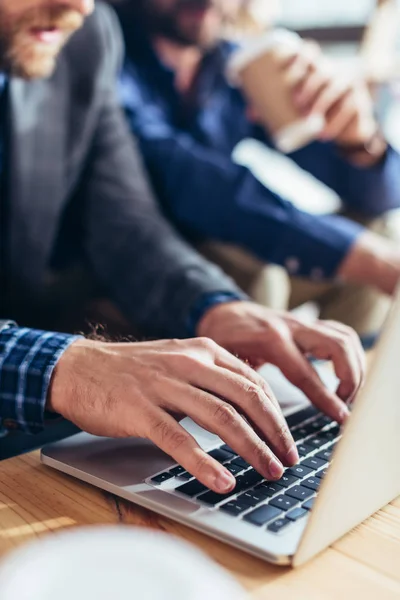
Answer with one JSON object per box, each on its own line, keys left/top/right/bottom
{"left": 29, "top": 27, "right": 64, "bottom": 45}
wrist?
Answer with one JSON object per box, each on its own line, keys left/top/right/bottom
{"left": 336, "top": 129, "right": 387, "bottom": 167}
{"left": 197, "top": 300, "right": 244, "bottom": 338}
{"left": 47, "top": 338, "right": 94, "bottom": 416}
{"left": 189, "top": 292, "right": 246, "bottom": 338}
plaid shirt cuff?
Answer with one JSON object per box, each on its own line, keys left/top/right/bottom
{"left": 0, "top": 326, "right": 80, "bottom": 435}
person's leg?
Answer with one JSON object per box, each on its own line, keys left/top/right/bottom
{"left": 198, "top": 209, "right": 400, "bottom": 337}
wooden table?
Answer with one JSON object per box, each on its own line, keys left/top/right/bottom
{"left": 0, "top": 451, "right": 399, "bottom": 599}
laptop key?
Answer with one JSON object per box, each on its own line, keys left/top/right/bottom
{"left": 208, "top": 448, "right": 234, "bottom": 463}
{"left": 269, "top": 495, "right": 298, "bottom": 511}
{"left": 302, "top": 477, "right": 321, "bottom": 492}
{"left": 267, "top": 518, "right": 292, "bottom": 533}
{"left": 296, "top": 443, "right": 314, "bottom": 457}
{"left": 286, "top": 405, "right": 318, "bottom": 428}
{"left": 178, "top": 471, "right": 193, "bottom": 480}
{"left": 303, "top": 497, "right": 316, "bottom": 511}
{"left": 315, "top": 468, "right": 328, "bottom": 479}
{"left": 293, "top": 427, "right": 310, "bottom": 441}
{"left": 319, "top": 431, "right": 338, "bottom": 443}
{"left": 237, "top": 492, "right": 264, "bottom": 507}
{"left": 306, "top": 437, "right": 326, "bottom": 449}
{"left": 276, "top": 473, "right": 299, "bottom": 488}
{"left": 219, "top": 500, "right": 249, "bottom": 516}
{"left": 255, "top": 482, "right": 285, "bottom": 497}
{"left": 225, "top": 462, "right": 243, "bottom": 476}
{"left": 301, "top": 456, "right": 328, "bottom": 470}
{"left": 151, "top": 472, "right": 174, "bottom": 484}
{"left": 219, "top": 444, "right": 237, "bottom": 456}
{"left": 197, "top": 473, "right": 249, "bottom": 505}
{"left": 169, "top": 466, "right": 185, "bottom": 477}
{"left": 176, "top": 479, "right": 208, "bottom": 497}
{"left": 316, "top": 448, "right": 333, "bottom": 461}
{"left": 241, "top": 469, "right": 264, "bottom": 487}
{"left": 244, "top": 505, "right": 282, "bottom": 526}
{"left": 231, "top": 457, "right": 251, "bottom": 470}
{"left": 287, "top": 507, "right": 308, "bottom": 522}
{"left": 286, "top": 465, "right": 314, "bottom": 478}
{"left": 285, "top": 486, "right": 314, "bottom": 502}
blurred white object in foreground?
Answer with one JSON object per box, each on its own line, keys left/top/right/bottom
{"left": 0, "top": 526, "right": 245, "bottom": 600}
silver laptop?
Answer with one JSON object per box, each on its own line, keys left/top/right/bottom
{"left": 41, "top": 295, "right": 400, "bottom": 567}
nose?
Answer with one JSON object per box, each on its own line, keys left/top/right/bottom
{"left": 52, "top": 0, "right": 94, "bottom": 17}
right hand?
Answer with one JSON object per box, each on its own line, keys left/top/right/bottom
{"left": 48, "top": 337, "right": 298, "bottom": 494}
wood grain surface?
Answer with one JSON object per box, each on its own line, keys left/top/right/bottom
{"left": 0, "top": 451, "right": 399, "bottom": 599}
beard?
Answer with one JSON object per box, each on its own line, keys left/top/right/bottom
{"left": 139, "top": 0, "right": 223, "bottom": 49}
{"left": 0, "top": 5, "right": 84, "bottom": 79}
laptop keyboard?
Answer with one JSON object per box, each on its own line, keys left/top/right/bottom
{"left": 149, "top": 405, "right": 341, "bottom": 534}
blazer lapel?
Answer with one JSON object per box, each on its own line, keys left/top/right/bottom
{"left": 8, "top": 66, "right": 67, "bottom": 293}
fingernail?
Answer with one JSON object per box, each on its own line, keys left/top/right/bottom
{"left": 286, "top": 446, "right": 299, "bottom": 466}
{"left": 339, "top": 407, "right": 350, "bottom": 424}
{"left": 269, "top": 457, "right": 284, "bottom": 479}
{"left": 215, "top": 471, "right": 235, "bottom": 493}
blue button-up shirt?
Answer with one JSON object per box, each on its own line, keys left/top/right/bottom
{"left": 118, "top": 20, "right": 400, "bottom": 281}
{"left": 0, "top": 78, "right": 78, "bottom": 435}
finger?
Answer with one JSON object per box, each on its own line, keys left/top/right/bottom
{"left": 183, "top": 385, "right": 287, "bottom": 480}
{"left": 218, "top": 366, "right": 299, "bottom": 466}
{"left": 213, "top": 346, "right": 283, "bottom": 415}
{"left": 284, "top": 54, "right": 314, "bottom": 90}
{"left": 320, "top": 92, "right": 358, "bottom": 140}
{"left": 192, "top": 360, "right": 297, "bottom": 466}
{"left": 271, "top": 339, "right": 350, "bottom": 424}
{"left": 162, "top": 376, "right": 287, "bottom": 480}
{"left": 294, "top": 324, "right": 363, "bottom": 407}
{"left": 293, "top": 70, "right": 330, "bottom": 113}
{"left": 311, "top": 79, "right": 350, "bottom": 120}
{"left": 319, "top": 321, "right": 366, "bottom": 402}
{"left": 145, "top": 406, "right": 236, "bottom": 494}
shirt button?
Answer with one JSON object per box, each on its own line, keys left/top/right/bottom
{"left": 285, "top": 257, "right": 300, "bottom": 275}
{"left": 310, "top": 268, "right": 325, "bottom": 281}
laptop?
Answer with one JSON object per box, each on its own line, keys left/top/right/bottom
{"left": 41, "top": 295, "right": 400, "bottom": 567}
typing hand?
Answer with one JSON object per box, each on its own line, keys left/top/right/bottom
{"left": 197, "top": 302, "right": 366, "bottom": 423}
{"left": 48, "top": 337, "right": 298, "bottom": 493}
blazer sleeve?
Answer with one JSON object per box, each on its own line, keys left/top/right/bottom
{"left": 78, "top": 4, "right": 246, "bottom": 339}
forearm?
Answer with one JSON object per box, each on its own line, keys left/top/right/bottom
{"left": 142, "top": 134, "right": 365, "bottom": 282}
{"left": 0, "top": 324, "right": 79, "bottom": 434}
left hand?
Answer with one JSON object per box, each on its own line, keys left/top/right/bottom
{"left": 284, "top": 41, "right": 379, "bottom": 147}
{"left": 197, "top": 301, "right": 366, "bottom": 424}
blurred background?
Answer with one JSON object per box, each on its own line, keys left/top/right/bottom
{"left": 230, "top": 0, "right": 400, "bottom": 220}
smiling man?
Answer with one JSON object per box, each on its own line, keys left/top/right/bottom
{"left": 0, "top": 0, "right": 365, "bottom": 489}
{"left": 117, "top": 0, "right": 400, "bottom": 341}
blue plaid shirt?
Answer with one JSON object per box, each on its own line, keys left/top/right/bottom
{"left": 0, "top": 324, "right": 78, "bottom": 435}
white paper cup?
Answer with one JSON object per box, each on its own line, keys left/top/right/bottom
{"left": 0, "top": 526, "right": 246, "bottom": 600}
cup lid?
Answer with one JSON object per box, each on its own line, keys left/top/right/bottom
{"left": 0, "top": 526, "right": 245, "bottom": 600}
{"left": 226, "top": 29, "right": 301, "bottom": 86}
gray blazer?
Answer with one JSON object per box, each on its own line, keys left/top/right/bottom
{"left": 3, "top": 3, "right": 243, "bottom": 338}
